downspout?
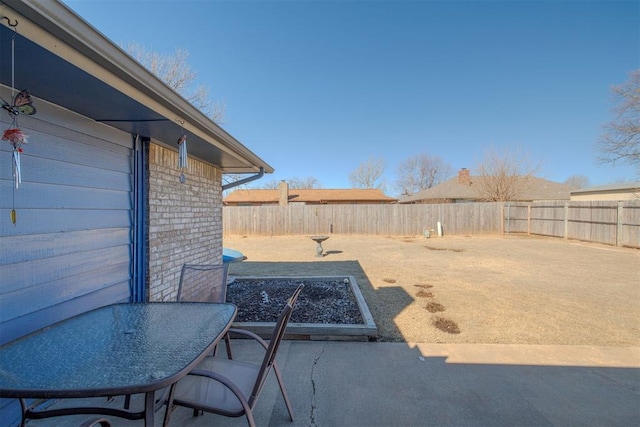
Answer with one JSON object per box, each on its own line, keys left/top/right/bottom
{"left": 222, "top": 167, "right": 265, "bottom": 191}
{"left": 131, "top": 134, "right": 147, "bottom": 302}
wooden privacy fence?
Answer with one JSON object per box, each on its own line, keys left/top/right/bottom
{"left": 224, "top": 203, "right": 504, "bottom": 237}
{"left": 223, "top": 201, "right": 640, "bottom": 248}
{"left": 503, "top": 200, "right": 640, "bottom": 248}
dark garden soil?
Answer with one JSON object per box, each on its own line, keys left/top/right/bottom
{"left": 226, "top": 278, "right": 364, "bottom": 324}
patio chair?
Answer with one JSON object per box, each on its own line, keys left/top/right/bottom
{"left": 177, "top": 263, "right": 229, "bottom": 303}
{"left": 177, "top": 263, "right": 233, "bottom": 358}
{"left": 124, "top": 263, "right": 233, "bottom": 411}
{"left": 169, "top": 284, "right": 304, "bottom": 427}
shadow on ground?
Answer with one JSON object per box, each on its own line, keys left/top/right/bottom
{"left": 228, "top": 260, "right": 414, "bottom": 341}
{"left": 28, "top": 341, "right": 640, "bottom": 427}
{"left": 323, "top": 250, "right": 343, "bottom": 255}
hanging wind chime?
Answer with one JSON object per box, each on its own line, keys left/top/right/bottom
{"left": 1, "top": 16, "right": 37, "bottom": 224}
{"left": 177, "top": 121, "right": 188, "bottom": 183}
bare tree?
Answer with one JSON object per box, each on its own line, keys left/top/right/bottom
{"left": 598, "top": 69, "right": 640, "bottom": 169}
{"left": 260, "top": 179, "right": 282, "bottom": 189}
{"left": 126, "top": 43, "right": 225, "bottom": 123}
{"left": 395, "top": 153, "right": 451, "bottom": 196}
{"left": 259, "top": 177, "right": 321, "bottom": 189}
{"left": 564, "top": 174, "right": 590, "bottom": 189}
{"left": 350, "top": 157, "right": 386, "bottom": 189}
{"left": 474, "top": 145, "right": 539, "bottom": 201}
{"left": 288, "top": 177, "right": 322, "bottom": 189}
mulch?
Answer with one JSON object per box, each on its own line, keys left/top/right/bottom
{"left": 227, "top": 278, "right": 363, "bottom": 324}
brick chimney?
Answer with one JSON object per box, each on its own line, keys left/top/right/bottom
{"left": 278, "top": 180, "right": 289, "bottom": 206}
{"left": 458, "top": 168, "right": 471, "bottom": 186}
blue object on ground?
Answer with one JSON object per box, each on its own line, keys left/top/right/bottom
{"left": 223, "top": 248, "right": 246, "bottom": 263}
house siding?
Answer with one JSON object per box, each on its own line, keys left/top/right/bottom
{"left": 0, "top": 90, "right": 134, "bottom": 346}
{"left": 147, "top": 143, "right": 223, "bottom": 302}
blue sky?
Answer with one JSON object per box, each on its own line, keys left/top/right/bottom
{"left": 64, "top": 0, "right": 639, "bottom": 194}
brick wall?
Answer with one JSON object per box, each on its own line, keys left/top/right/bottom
{"left": 147, "top": 143, "right": 223, "bottom": 301}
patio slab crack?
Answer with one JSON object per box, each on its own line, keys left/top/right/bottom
{"left": 309, "top": 344, "right": 326, "bottom": 427}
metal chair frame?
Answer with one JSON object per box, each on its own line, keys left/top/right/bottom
{"left": 169, "top": 284, "right": 304, "bottom": 427}
{"left": 177, "top": 263, "right": 233, "bottom": 358}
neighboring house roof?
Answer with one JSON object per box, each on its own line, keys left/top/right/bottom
{"left": 0, "top": 0, "right": 272, "bottom": 174}
{"left": 571, "top": 182, "right": 640, "bottom": 194}
{"left": 225, "top": 188, "right": 398, "bottom": 205}
{"left": 399, "top": 169, "right": 573, "bottom": 203}
{"left": 571, "top": 182, "right": 640, "bottom": 201}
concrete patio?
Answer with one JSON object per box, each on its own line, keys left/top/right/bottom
{"left": 33, "top": 340, "right": 639, "bottom": 426}
{"left": 22, "top": 236, "right": 640, "bottom": 426}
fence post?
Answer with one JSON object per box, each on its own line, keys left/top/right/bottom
{"left": 617, "top": 202, "right": 623, "bottom": 247}
{"left": 564, "top": 203, "right": 569, "bottom": 240}
{"left": 504, "top": 203, "right": 509, "bottom": 234}
{"left": 527, "top": 204, "right": 531, "bottom": 235}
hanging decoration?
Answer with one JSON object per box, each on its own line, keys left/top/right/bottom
{"left": 2, "top": 127, "right": 29, "bottom": 187}
{"left": 177, "top": 134, "right": 188, "bottom": 168}
{"left": 177, "top": 120, "right": 187, "bottom": 183}
{"left": 2, "top": 16, "right": 37, "bottom": 224}
{"left": 2, "top": 89, "right": 36, "bottom": 116}
{"left": 2, "top": 90, "right": 35, "bottom": 189}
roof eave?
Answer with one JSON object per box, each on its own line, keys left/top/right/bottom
{"left": 0, "top": 0, "right": 273, "bottom": 174}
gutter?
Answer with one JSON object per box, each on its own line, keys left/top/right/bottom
{"left": 222, "top": 167, "right": 265, "bottom": 191}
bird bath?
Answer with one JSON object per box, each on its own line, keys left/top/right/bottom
{"left": 311, "top": 235, "right": 329, "bottom": 257}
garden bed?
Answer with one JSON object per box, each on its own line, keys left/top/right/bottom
{"left": 226, "top": 276, "right": 378, "bottom": 341}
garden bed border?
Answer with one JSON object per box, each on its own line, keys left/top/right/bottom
{"left": 228, "top": 275, "right": 378, "bottom": 341}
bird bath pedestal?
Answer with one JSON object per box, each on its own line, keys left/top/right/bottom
{"left": 311, "top": 235, "right": 329, "bottom": 257}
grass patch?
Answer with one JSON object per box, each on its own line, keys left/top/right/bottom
{"left": 433, "top": 317, "right": 460, "bottom": 334}
{"left": 416, "top": 290, "right": 434, "bottom": 298}
{"left": 425, "top": 302, "right": 445, "bottom": 313}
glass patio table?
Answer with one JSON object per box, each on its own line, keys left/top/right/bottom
{"left": 0, "top": 302, "right": 237, "bottom": 427}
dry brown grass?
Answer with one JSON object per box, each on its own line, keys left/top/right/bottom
{"left": 224, "top": 234, "right": 640, "bottom": 346}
